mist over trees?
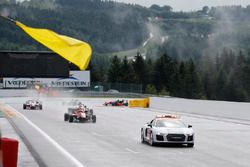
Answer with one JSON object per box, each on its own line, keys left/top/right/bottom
{"left": 1, "top": 0, "right": 250, "bottom": 101}
{"left": 94, "top": 50, "right": 250, "bottom": 102}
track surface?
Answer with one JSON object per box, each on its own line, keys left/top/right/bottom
{"left": 4, "top": 97, "right": 250, "bottom": 167}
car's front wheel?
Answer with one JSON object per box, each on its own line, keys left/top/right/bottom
{"left": 141, "top": 129, "right": 145, "bottom": 143}
{"left": 90, "top": 109, "right": 93, "bottom": 115}
{"left": 92, "top": 115, "right": 96, "bottom": 123}
{"left": 149, "top": 132, "right": 155, "bottom": 146}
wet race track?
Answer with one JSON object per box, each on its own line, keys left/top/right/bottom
{"left": 2, "top": 97, "right": 250, "bottom": 167}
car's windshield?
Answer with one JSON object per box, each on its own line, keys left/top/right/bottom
{"left": 156, "top": 120, "right": 186, "bottom": 128}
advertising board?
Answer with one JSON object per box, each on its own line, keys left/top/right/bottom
{"left": 3, "top": 71, "right": 90, "bottom": 88}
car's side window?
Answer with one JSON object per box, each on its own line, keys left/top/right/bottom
{"left": 150, "top": 119, "right": 156, "bottom": 126}
{"left": 153, "top": 120, "right": 158, "bottom": 127}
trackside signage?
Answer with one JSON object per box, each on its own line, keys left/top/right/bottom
{"left": 3, "top": 71, "right": 90, "bottom": 88}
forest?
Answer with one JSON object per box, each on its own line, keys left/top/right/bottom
{"left": 92, "top": 49, "right": 250, "bottom": 102}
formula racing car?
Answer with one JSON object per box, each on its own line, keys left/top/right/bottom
{"left": 141, "top": 114, "right": 194, "bottom": 147}
{"left": 103, "top": 99, "right": 128, "bottom": 106}
{"left": 64, "top": 104, "right": 96, "bottom": 123}
{"left": 23, "top": 99, "right": 43, "bottom": 110}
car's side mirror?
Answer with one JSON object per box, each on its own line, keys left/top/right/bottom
{"left": 188, "top": 125, "right": 192, "bottom": 128}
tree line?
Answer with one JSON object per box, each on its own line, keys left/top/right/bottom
{"left": 91, "top": 49, "right": 250, "bottom": 102}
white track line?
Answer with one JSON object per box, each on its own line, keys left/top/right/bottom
{"left": 8, "top": 105, "right": 85, "bottom": 167}
{"left": 125, "top": 148, "right": 139, "bottom": 154}
{"left": 92, "top": 132, "right": 126, "bottom": 137}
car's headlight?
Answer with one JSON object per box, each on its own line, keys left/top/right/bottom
{"left": 156, "top": 132, "right": 166, "bottom": 135}
{"left": 186, "top": 133, "right": 194, "bottom": 136}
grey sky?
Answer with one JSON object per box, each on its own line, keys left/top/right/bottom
{"left": 114, "top": 0, "right": 250, "bottom": 11}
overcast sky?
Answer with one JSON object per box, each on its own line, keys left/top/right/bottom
{"left": 114, "top": 0, "right": 250, "bottom": 11}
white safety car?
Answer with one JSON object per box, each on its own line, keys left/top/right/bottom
{"left": 141, "top": 114, "right": 194, "bottom": 147}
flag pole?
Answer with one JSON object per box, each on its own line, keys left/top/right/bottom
{"left": 0, "top": 15, "right": 15, "bottom": 23}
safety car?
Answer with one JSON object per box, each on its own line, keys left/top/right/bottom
{"left": 141, "top": 114, "right": 194, "bottom": 147}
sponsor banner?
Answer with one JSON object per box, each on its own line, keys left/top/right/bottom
{"left": 3, "top": 71, "right": 90, "bottom": 88}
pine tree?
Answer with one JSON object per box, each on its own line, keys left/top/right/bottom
{"left": 184, "top": 59, "right": 202, "bottom": 99}
{"left": 132, "top": 52, "right": 148, "bottom": 85}
{"left": 216, "top": 69, "right": 227, "bottom": 100}
{"left": 153, "top": 53, "right": 174, "bottom": 93}
{"left": 120, "top": 56, "right": 136, "bottom": 83}
{"left": 108, "top": 55, "right": 121, "bottom": 83}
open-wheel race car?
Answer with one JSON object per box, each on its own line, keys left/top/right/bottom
{"left": 103, "top": 99, "right": 128, "bottom": 106}
{"left": 23, "top": 99, "right": 43, "bottom": 110}
{"left": 64, "top": 104, "right": 96, "bottom": 123}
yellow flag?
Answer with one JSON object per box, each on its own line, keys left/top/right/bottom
{"left": 16, "top": 21, "right": 92, "bottom": 70}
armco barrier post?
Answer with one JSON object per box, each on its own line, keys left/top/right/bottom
{"left": 1, "top": 137, "right": 19, "bottom": 167}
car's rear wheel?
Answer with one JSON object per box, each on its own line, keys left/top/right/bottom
{"left": 187, "top": 143, "right": 194, "bottom": 147}
{"left": 92, "top": 115, "right": 96, "bottom": 123}
{"left": 64, "top": 113, "right": 69, "bottom": 121}
{"left": 69, "top": 115, "right": 74, "bottom": 123}
{"left": 40, "top": 105, "right": 42, "bottom": 110}
{"left": 23, "top": 105, "right": 26, "bottom": 109}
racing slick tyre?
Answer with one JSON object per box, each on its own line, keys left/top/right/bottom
{"left": 89, "top": 109, "right": 93, "bottom": 115}
{"left": 187, "top": 143, "right": 194, "bottom": 148}
{"left": 149, "top": 132, "right": 156, "bottom": 146}
{"left": 23, "top": 105, "right": 26, "bottom": 110}
{"left": 141, "top": 129, "right": 145, "bottom": 143}
{"left": 64, "top": 113, "right": 69, "bottom": 121}
{"left": 69, "top": 115, "right": 74, "bottom": 123}
{"left": 92, "top": 115, "right": 96, "bottom": 123}
{"left": 39, "top": 105, "right": 42, "bottom": 110}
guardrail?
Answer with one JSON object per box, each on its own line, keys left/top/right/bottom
{"left": 0, "top": 89, "right": 149, "bottom": 98}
